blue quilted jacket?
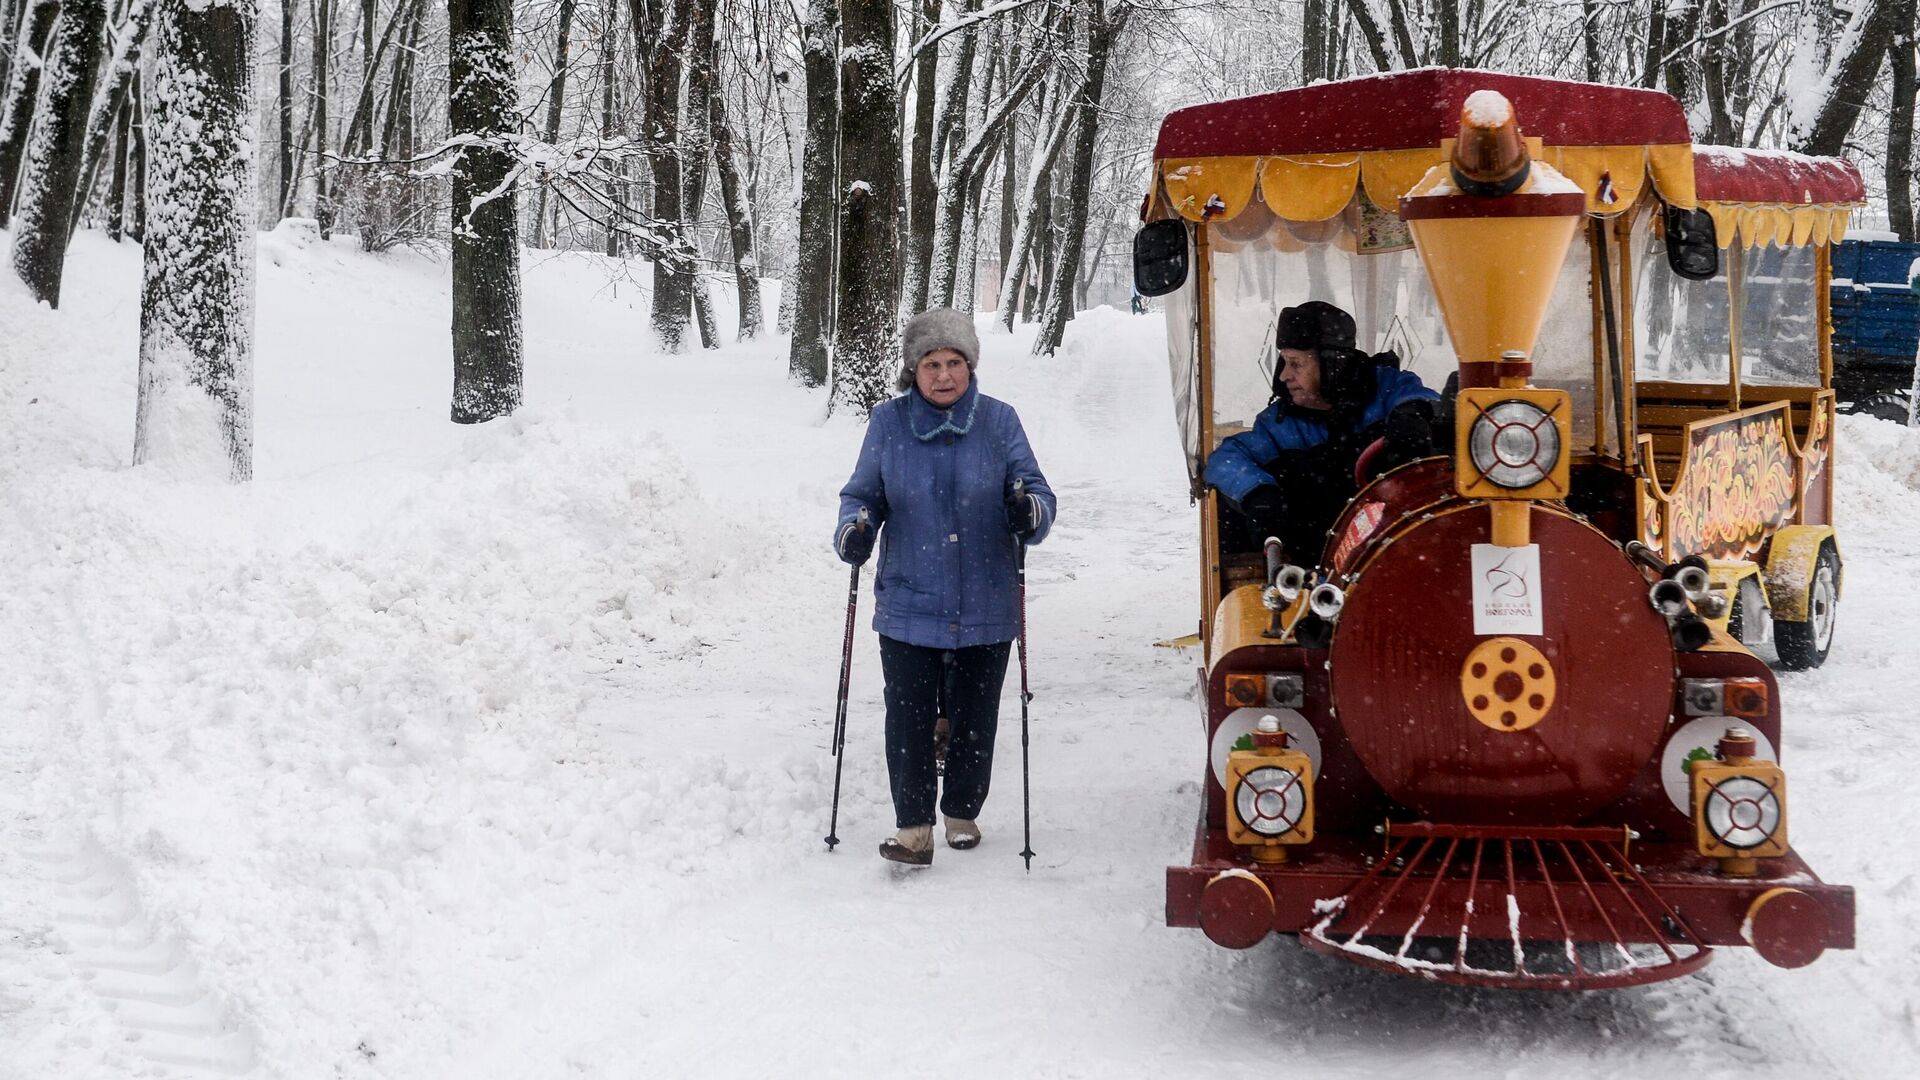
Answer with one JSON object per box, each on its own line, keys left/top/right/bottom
{"left": 836, "top": 381, "right": 1056, "bottom": 649}
{"left": 1205, "top": 366, "right": 1438, "bottom": 504}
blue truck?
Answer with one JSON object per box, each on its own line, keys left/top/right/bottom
{"left": 1829, "top": 237, "right": 1920, "bottom": 423}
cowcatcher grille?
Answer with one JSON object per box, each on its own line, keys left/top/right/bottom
{"left": 1301, "top": 823, "right": 1712, "bottom": 989}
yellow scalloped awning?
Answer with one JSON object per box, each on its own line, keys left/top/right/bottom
{"left": 1258, "top": 155, "right": 1360, "bottom": 221}
{"left": 1161, "top": 143, "right": 1701, "bottom": 225}
{"left": 1698, "top": 202, "right": 1853, "bottom": 249}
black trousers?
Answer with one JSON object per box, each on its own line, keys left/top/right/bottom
{"left": 877, "top": 635, "right": 1013, "bottom": 829}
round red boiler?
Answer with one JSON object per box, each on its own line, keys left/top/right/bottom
{"left": 1329, "top": 503, "right": 1674, "bottom": 824}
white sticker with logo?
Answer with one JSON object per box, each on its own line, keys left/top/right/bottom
{"left": 1471, "top": 543, "right": 1543, "bottom": 636}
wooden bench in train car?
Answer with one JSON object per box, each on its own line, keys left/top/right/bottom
{"left": 1634, "top": 381, "right": 1825, "bottom": 487}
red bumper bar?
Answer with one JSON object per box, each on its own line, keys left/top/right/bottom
{"left": 1168, "top": 821, "right": 1854, "bottom": 989}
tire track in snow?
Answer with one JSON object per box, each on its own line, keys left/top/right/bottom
{"left": 1, "top": 477, "right": 259, "bottom": 1076}
{"left": 16, "top": 827, "right": 258, "bottom": 1077}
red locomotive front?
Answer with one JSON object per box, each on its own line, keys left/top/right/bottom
{"left": 1139, "top": 70, "right": 1857, "bottom": 988}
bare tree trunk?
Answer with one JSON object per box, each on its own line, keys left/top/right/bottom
{"left": 1663, "top": 1, "right": 1703, "bottom": 124}
{"left": 900, "top": 0, "right": 941, "bottom": 316}
{"left": 929, "top": 46, "right": 1043, "bottom": 308}
{"left": 128, "top": 69, "right": 145, "bottom": 241}
{"left": 341, "top": 0, "right": 419, "bottom": 156}
{"left": 1302, "top": 0, "right": 1327, "bottom": 83}
{"left": 1889, "top": 0, "right": 1917, "bottom": 240}
{"left": 712, "top": 80, "right": 762, "bottom": 339}
{"left": 1790, "top": 0, "right": 1900, "bottom": 157}
{"left": 377, "top": 0, "right": 424, "bottom": 156}
{"left": 448, "top": 0, "right": 524, "bottom": 423}
{"left": 279, "top": 0, "right": 294, "bottom": 217}
{"left": 636, "top": 0, "right": 693, "bottom": 352}
{"left": 1034, "top": 3, "right": 1123, "bottom": 354}
{"left": 135, "top": 0, "right": 257, "bottom": 482}
{"left": 1579, "top": 0, "right": 1600, "bottom": 81}
{"left": 69, "top": 0, "right": 162, "bottom": 241}
{"left": 1341, "top": 0, "right": 1393, "bottom": 72}
{"left": 10, "top": 0, "right": 108, "bottom": 307}
{"left": 997, "top": 83, "right": 1074, "bottom": 333}
{"left": 0, "top": 0, "right": 60, "bottom": 228}
{"left": 106, "top": 95, "right": 128, "bottom": 240}
{"left": 684, "top": 0, "right": 719, "bottom": 348}
{"left": 534, "top": 0, "right": 576, "bottom": 249}
{"left": 997, "top": 107, "right": 1014, "bottom": 303}
{"left": 1435, "top": 0, "right": 1461, "bottom": 67}
{"left": 314, "top": 0, "right": 333, "bottom": 236}
{"left": 789, "top": 0, "right": 837, "bottom": 385}
{"left": 600, "top": 0, "right": 618, "bottom": 257}
{"left": 954, "top": 162, "right": 986, "bottom": 313}
{"left": 0, "top": 0, "right": 20, "bottom": 94}
{"left": 830, "top": 0, "right": 899, "bottom": 414}
{"left": 1641, "top": 0, "right": 1665, "bottom": 89}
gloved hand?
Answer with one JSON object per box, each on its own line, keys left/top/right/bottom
{"left": 836, "top": 517, "right": 875, "bottom": 566}
{"left": 1239, "top": 485, "right": 1288, "bottom": 545}
{"left": 1384, "top": 400, "right": 1437, "bottom": 460}
{"left": 1006, "top": 490, "right": 1043, "bottom": 540}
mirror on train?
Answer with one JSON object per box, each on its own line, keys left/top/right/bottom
{"left": 1663, "top": 204, "right": 1719, "bottom": 281}
{"left": 1134, "top": 220, "right": 1189, "bottom": 297}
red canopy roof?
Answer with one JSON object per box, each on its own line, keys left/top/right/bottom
{"left": 1153, "top": 69, "right": 1692, "bottom": 159}
{"left": 1693, "top": 146, "right": 1865, "bottom": 205}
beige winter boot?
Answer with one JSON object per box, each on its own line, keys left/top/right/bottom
{"left": 944, "top": 817, "right": 981, "bottom": 850}
{"left": 879, "top": 825, "right": 934, "bottom": 866}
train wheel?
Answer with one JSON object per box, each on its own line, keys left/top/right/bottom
{"left": 1775, "top": 544, "right": 1839, "bottom": 670}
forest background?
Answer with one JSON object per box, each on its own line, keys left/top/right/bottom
{"left": 1, "top": 0, "right": 1916, "bottom": 478}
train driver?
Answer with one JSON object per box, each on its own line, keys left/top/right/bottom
{"left": 1205, "top": 301, "right": 1441, "bottom": 564}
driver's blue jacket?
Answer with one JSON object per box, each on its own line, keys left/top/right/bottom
{"left": 1204, "top": 365, "right": 1437, "bottom": 504}
{"left": 837, "top": 379, "right": 1055, "bottom": 650}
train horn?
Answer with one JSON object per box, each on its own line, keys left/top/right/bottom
{"left": 1274, "top": 565, "right": 1309, "bottom": 603}
{"left": 1649, "top": 579, "right": 1690, "bottom": 618}
{"left": 1670, "top": 611, "right": 1713, "bottom": 652}
{"left": 1309, "top": 583, "right": 1346, "bottom": 621}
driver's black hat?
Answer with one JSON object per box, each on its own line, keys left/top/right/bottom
{"left": 1276, "top": 301, "right": 1356, "bottom": 353}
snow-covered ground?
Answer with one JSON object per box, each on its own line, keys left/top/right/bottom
{"left": 2, "top": 227, "right": 1917, "bottom": 1079}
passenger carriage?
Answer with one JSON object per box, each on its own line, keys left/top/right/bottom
{"left": 1135, "top": 70, "right": 1857, "bottom": 987}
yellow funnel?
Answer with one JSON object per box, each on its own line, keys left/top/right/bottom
{"left": 1399, "top": 92, "right": 1587, "bottom": 373}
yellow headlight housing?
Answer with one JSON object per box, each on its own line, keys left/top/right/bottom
{"left": 1226, "top": 717, "right": 1315, "bottom": 862}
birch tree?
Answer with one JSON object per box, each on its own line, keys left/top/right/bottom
{"left": 134, "top": 0, "right": 257, "bottom": 482}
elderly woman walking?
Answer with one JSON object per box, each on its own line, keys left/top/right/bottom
{"left": 834, "top": 308, "right": 1057, "bottom": 866}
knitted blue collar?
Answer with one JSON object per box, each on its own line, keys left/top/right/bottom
{"left": 907, "top": 380, "right": 981, "bottom": 440}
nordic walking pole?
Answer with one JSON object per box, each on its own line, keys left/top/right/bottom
{"left": 1013, "top": 482, "right": 1036, "bottom": 873}
{"left": 825, "top": 508, "right": 868, "bottom": 851}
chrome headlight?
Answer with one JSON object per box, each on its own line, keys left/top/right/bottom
{"left": 1701, "top": 775, "right": 1782, "bottom": 850}
{"left": 1468, "top": 399, "right": 1562, "bottom": 489}
{"left": 1233, "top": 765, "right": 1308, "bottom": 838}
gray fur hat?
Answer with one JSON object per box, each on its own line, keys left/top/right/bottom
{"left": 897, "top": 307, "right": 980, "bottom": 391}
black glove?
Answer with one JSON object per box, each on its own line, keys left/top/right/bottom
{"left": 836, "top": 517, "right": 875, "bottom": 566}
{"left": 1239, "top": 485, "right": 1288, "bottom": 545}
{"left": 1384, "top": 400, "right": 1438, "bottom": 459}
{"left": 1006, "top": 490, "right": 1043, "bottom": 540}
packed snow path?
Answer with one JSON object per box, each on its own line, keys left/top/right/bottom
{"left": 2, "top": 228, "right": 1916, "bottom": 1077}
